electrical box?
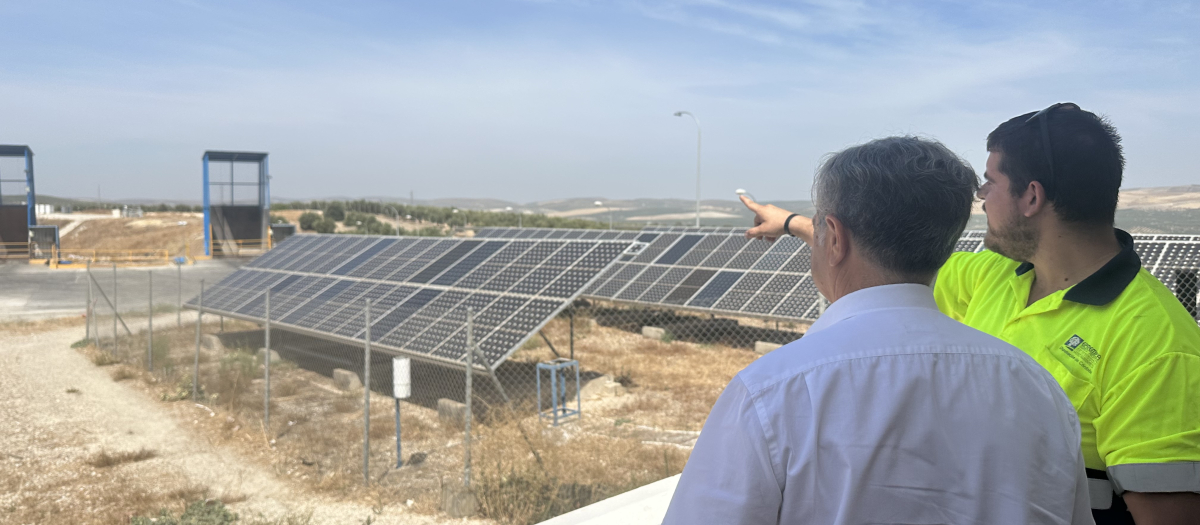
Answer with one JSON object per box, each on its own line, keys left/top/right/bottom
{"left": 393, "top": 357, "right": 411, "bottom": 399}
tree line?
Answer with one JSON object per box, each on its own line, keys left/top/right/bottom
{"left": 274, "top": 199, "right": 612, "bottom": 230}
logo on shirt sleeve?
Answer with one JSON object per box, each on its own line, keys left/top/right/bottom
{"left": 1061, "top": 334, "right": 1101, "bottom": 374}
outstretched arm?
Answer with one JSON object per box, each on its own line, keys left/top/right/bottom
{"left": 740, "top": 195, "right": 815, "bottom": 245}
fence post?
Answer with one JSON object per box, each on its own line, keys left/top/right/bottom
{"left": 177, "top": 262, "right": 182, "bottom": 328}
{"left": 112, "top": 263, "right": 118, "bottom": 354}
{"left": 362, "top": 298, "right": 372, "bottom": 486}
{"left": 147, "top": 271, "right": 153, "bottom": 371}
{"left": 264, "top": 287, "right": 271, "bottom": 430}
{"left": 86, "top": 260, "right": 92, "bottom": 342}
{"left": 194, "top": 280, "right": 204, "bottom": 401}
{"left": 464, "top": 307, "right": 474, "bottom": 488}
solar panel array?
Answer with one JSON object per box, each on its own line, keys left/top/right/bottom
{"left": 477, "top": 227, "right": 1200, "bottom": 325}
{"left": 187, "top": 234, "right": 632, "bottom": 370}
{"left": 472, "top": 227, "right": 643, "bottom": 241}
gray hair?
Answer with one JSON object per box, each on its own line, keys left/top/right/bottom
{"left": 812, "top": 136, "right": 979, "bottom": 281}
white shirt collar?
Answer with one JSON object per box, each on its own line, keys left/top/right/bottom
{"left": 806, "top": 283, "right": 939, "bottom": 336}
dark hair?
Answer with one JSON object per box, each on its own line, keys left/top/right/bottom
{"left": 986, "top": 105, "right": 1124, "bottom": 225}
{"left": 813, "top": 136, "right": 979, "bottom": 281}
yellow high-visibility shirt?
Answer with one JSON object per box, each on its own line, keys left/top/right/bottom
{"left": 934, "top": 230, "right": 1200, "bottom": 496}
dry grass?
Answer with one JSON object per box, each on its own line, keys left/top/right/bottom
{"left": 515, "top": 313, "right": 759, "bottom": 431}
{"left": 473, "top": 411, "right": 689, "bottom": 525}
{"left": 86, "top": 448, "right": 159, "bottom": 468}
{"left": 81, "top": 309, "right": 762, "bottom": 523}
{"left": 109, "top": 365, "right": 139, "bottom": 381}
{"left": 59, "top": 212, "right": 202, "bottom": 255}
{"left": 0, "top": 315, "right": 88, "bottom": 336}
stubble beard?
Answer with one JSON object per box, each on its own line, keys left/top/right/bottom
{"left": 984, "top": 212, "right": 1039, "bottom": 262}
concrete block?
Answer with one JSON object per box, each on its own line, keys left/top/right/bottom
{"left": 580, "top": 374, "right": 626, "bottom": 400}
{"left": 258, "top": 348, "right": 281, "bottom": 363}
{"left": 754, "top": 341, "right": 783, "bottom": 355}
{"left": 200, "top": 334, "right": 225, "bottom": 353}
{"left": 441, "top": 483, "right": 477, "bottom": 518}
{"left": 437, "top": 398, "right": 469, "bottom": 426}
{"left": 332, "top": 368, "right": 362, "bottom": 391}
{"left": 641, "top": 326, "right": 667, "bottom": 340}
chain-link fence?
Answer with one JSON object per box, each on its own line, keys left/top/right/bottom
{"left": 77, "top": 262, "right": 808, "bottom": 524}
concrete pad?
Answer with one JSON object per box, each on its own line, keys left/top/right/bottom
{"left": 441, "top": 483, "right": 477, "bottom": 517}
{"left": 754, "top": 341, "right": 782, "bottom": 355}
{"left": 201, "top": 334, "right": 225, "bottom": 353}
{"left": 580, "top": 374, "right": 625, "bottom": 400}
{"left": 437, "top": 398, "right": 468, "bottom": 426}
{"left": 332, "top": 368, "right": 362, "bottom": 391}
{"left": 641, "top": 326, "right": 666, "bottom": 340}
{"left": 257, "top": 348, "right": 281, "bottom": 363}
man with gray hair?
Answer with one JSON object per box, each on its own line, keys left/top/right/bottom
{"left": 662, "top": 136, "right": 1092, "bottom": 524}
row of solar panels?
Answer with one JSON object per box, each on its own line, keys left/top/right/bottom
{"left": 191, "top": 226, "right": 1200, "bottom": 372}
{"left": 481, "top": 227, "right": 1200, "bottom": 324}
{"left": 189, "top": 234, "right": 632, "bottom": 370}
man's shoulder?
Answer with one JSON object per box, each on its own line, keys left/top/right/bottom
{"left": 940, "top": 250, "right": 1020, "bottom": 281}
{"left": 1106, "top": 269, "right": 1200, "bottom": 354}
{"left": 737, "top": 307, "right": 1034, "bottom": 394}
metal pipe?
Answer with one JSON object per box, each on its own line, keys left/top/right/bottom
{"left": 112, "top": 263, "right": 118, "bottom": 353}
{"left": 674, "top": 111, "right": 702, "bottom": 227}
{"left": 464, "top": 307, "right": 474, "bottom": 488}
{"left": 177, "top": 263, "right": 182, "bottom": 328}
{"left": 194, "top": 280, "right": 203, "bottom": 401}
{"left": 363, "top": 298, "right": 372, "bottom": 486}
{"left": 86, "top": 261, "right": 92, "bottom": 342}
{"left": 147, "top": 271, "right": 153, "bottom": 371}
{"left": 264, "top": 287, "right": 271, "bottom": 430}
{"left": 395, "top": 397, "right": 403, "bottom": 468}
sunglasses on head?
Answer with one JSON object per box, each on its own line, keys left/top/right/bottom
{"left": 1024, "top": 102, "right": 1081, "bottom": 198}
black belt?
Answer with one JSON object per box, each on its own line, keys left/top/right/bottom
{"left": 1087, "top": 468, "right": 1133, "bottom": 525}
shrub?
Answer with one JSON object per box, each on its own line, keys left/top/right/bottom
{"left": 87, "top": 448, "right": 158, "bottom": 468}
{"left": 298, "top": 212, "right": 321, "bottom": 231}
{"left": 314, "top": 218, "right": 337, "bottom": 234}
{"left": 130, "top": 499, "right": 238, "bottom": 525}
{"left": 324, "top": 201, "right": 345, "bottom": 221}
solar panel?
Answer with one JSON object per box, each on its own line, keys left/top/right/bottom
{"left": 556, "top": 226, "right": 1200, "bottom": 325}
{"left": 187, "top": 233, "right": 633, "bottom": 370}
{"left": 473, "top": 227, "right": 642, "bottom": 241}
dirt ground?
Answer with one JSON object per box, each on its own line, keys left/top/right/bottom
{"left": 58, "top": 212, "right": 204, "bottom": 256}
{"left": 0, "top": 302, "right": 780, "bottom": 524}
{"left": 0, "top": 313, "right": 488, "bottom": 525}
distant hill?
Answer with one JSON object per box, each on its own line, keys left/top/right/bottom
{"left": 28, "top": 184, "right": 1200, "bottom": 233}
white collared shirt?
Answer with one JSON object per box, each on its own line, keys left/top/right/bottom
{"left": 663, "top": 283, "right": 1093, "bottom": 525}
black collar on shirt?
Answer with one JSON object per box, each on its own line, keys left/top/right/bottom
{"left": 1013, "top": 229, "right": 1141, "bottom": 306}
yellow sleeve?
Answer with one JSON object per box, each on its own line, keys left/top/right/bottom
{"left": 934, "top": 252, "right": 982, "bottom": 322}
{"left": 1095, "top": 350, "right": 1200, "bottom": 467}
{"left": 1094, "top": 298, "right": 1200, "bottom": 494}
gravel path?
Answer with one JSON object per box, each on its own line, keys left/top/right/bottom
{"left": 0, "top": 314, "right": 486, "bottom": 524}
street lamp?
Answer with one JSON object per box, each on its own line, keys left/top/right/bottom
{"left": 674, "top": 111, "right": 701, "bottom": 227}
{"left": 593, "top": 200, "right": 613, "bottom": 229}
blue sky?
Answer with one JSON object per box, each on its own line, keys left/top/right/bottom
{"left": 1, "top": 0, "right": 1197, "bottom": 203}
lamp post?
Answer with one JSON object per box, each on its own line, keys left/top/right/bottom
{"left": 452, "top": 208, "right": 459, "bottom": 231}
{"left": 674, "top": 111, "right": 701, "bottom": 227}
{"left": 593, "top": 201, "right": 613, "bottom": 229}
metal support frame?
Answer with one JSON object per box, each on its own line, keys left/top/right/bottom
{"left": 202, "top": 151, "right": 270, "bottom": 257}
{"left": 362, "top": 299, "right": 372, "bottom": 486}
{"left": 537, "top": 358, "right": 581, "bottom": 426}
{"left": 264, "top": 288, "right": 271, "bottom": 429}
{"left": 0, "top": 145, "right": 36, "bottom": 228}
{"left": 147, "top": 272, "right": 153, "bottom": 371}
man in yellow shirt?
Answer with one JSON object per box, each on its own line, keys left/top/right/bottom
{"left": 742, "top": 103, "right": 1200, "bottom": 524}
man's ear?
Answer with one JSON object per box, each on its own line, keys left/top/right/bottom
{"left": 1020, "top": 180, "right": 1049, "bottom": 218}
{"left": 824, "top": 215, "right": 849, "bottom": 267}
